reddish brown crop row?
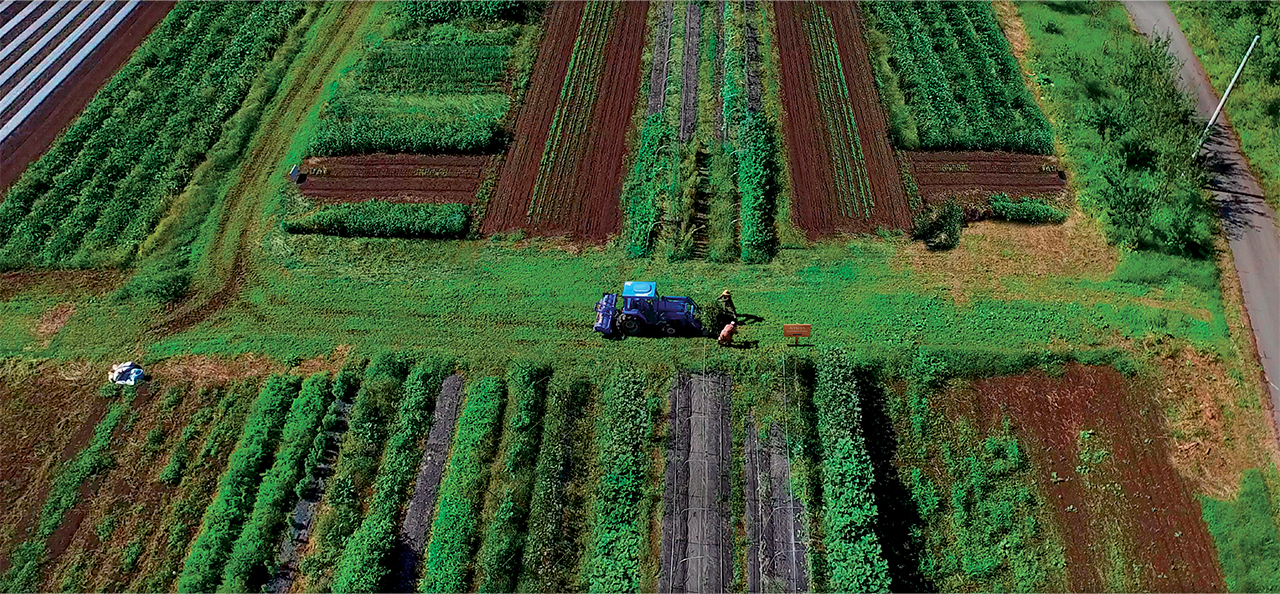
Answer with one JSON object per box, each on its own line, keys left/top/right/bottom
{"left": 905, "top": 151, "right": 1067, "bottom": 203}
{"left": 298, "top": 155, "right": 491, "bottom": 205}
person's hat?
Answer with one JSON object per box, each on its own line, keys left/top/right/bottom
{"left": 721, "top": 289, "right": 731, "bottom": 296}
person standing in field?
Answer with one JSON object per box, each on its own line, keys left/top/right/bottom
{"left": 718, "top": 289, "right": 737, "bottom": 321}
{"left": 718, "top": 320, "right": 738, "bottom": 346}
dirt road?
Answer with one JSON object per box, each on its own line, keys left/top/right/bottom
{"left": 659, "top": 373, "right": 732, "bottom": 593}
{"left": 1123, "top": 1, "right": 1280, "bottom": 432}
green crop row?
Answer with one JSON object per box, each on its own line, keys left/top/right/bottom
{"left": 218, "top": 373, "right": 333, "bottom": 593}
{"left": 474, "top": 361, "right": 553, "bottom": 592}
{"left": 283, "top": 202, "right": 470, "bottom": 239}
{"left": 864, "top": 2, "right": 1053, "bottom": 154}
{"left": 582, "top": 367, "right": 651, "bottom": 593}
{"left": 176, "top": 375, "right": 302, "bottom": 593}
{"left": 0, "top": 2, "right": 307, "bottom": 271}
{"left": 526, "top": 1, "right": 617, "bottom": 224}
{"left": 297, "top": 360, "right": 367, "bottom": 501}
{"left": 987, "top": 194, "right": 1068, "bottom": 224}
{"left": 805, "top": 7, "right": 874, "bottom": 220}
{"left": 738, "top": 114, "right": 776, "bottom": 263}
{"left": 394, "top": 0, "right": 522, "bottom": 25}
{"left": 623, "top": 115, "right": 679, "bottom": 258}
{"left": 517, "top": 371, "right": 594, "bottom": 593}
{"left": 813, "top": 347, "right": 890, "bottom": 593}
{"left": 419, "top": 376, "right": 507, "bottom": 593}
{"left": 308, "top": 92, "right": 509, "bottom": 156}
{"left": 331, "top": 356, "right": 452, "bottom": 593}
{"left": 355, "top": 42, "right": 512, "bottom": 94}
{"left": 158, "top": 405, "right": 215, "bottom": 486}
{"left": 0, "top": 401, "right": 129, "bottom": 592}
{"left": 300, "top": 352, "right": 410, "bottom": 592}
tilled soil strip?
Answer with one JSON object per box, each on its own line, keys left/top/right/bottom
{"left": 659, "top": 373, "right": 731, "bottom": 593}
{"left": 390, "top": 374, "right": 464, "bottom": 592}
{"left": 678, "top": 1, "right": 700, "bottom": 142}
{"left": 265, "top": 400, "right": 352, "bottom": 594}
{"left": 744, "top": 0, "right": 761, "bottom": 114}
{"left": 647, "top": 0, "right": 673, "bottom": 116}
{"left": 744, "top": 419, "right": 808, "bottom": 593}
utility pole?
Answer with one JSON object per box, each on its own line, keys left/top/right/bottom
{"left": 1201, "top": 34, "right": 1261, "bottom": 146}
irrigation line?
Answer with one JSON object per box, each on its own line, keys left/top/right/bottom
{"left": 0, "top": 1, "right": 41, "bottom": 42}
{"left": 0, "top": 0, "right": 138, "bottom": 141}
{"left": 0, "top": 0, "right": 114, "bottom": 115}
{"left": 0, "top": 0, "right": 71, "bottom": 64}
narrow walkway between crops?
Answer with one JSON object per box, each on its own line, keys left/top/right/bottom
{"left": 648, "top": 0, "right": 673, "bottom": 116}
{"left": 659, "top": 373, "right": 732, "bottom": 593}
{"left": 390, "top": 374, "right": 464, "bottom": 592}
{"left": 678, "top": 0, "right": 700, "bottom": 141}
{"left": 1123, "top": 0, "right": 1280, "bottom": 434}
{"left": 744, "top": 419, "right": 809, "bottom": 593}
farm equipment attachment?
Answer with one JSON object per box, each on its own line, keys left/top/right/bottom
{"left": 594, "top": 281, "right": 703, "bottom": 338}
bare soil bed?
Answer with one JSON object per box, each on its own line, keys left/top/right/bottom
{"left": 647, "top": 0, "right": 674, "bottom": 117}
{"left": 744, "top": 419, "right": 809, "bottom": 593}
{"left": 906, "top": 151, "right": 1067, "bottom": 203}
{"left": 962, "top": 364, "right": 1225, "bottom": 592}
{"left": 0, "top": 1, "right": 174, "bottom": 191}
{"left": 483, "top": 1, "right": 648, "bottom": 242}
{"left": 298, "top": 155, "right": 490, "bottom": 205}
{"left": 775, "top": 1, "right": 910, "bottom": 239}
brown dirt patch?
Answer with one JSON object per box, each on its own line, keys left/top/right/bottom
{"left": 906, "top": 151, "right": 1067, "bottom": 205}
{"left": 148, "top": 354, "right": 281, "bottom": 387}
{"left": 35, "top": 302, "right": 75, "bottom": 345}
{"left": 297, "top": 154, "right": 490, "bottom": 205}
{"left": 0, "top": 2, "right": 174, "bottom": 192}
{"left": 0, "top": 269, "right": 125, "bottom": 301}
{"left": 775, "top": 1, "right": 910, "bottom": 239}
{"left": 959, "top": 364, "right": 1225, "bottom": 592}
{"left": 483, "top": 1, "right": 646, "bottom": 242}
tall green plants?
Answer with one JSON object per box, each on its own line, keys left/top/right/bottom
{"left": 738, "top": 114, "right": 776, "bottom": 263}
{"left": 420, "top": 376, "right": 507, "bottom": 593}
{"left": 813, "top": 347, "right": 890, "bottom": 593}
{"left": 283, "top": 202, "right": 470, "bottom": 239}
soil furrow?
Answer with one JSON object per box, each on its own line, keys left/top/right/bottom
{"left": 648, "top": 0, "right": 674, "bottom": 117}
{"left": 744, "top": 1, "right": 761, "bottom": 114}
{"left": 678, "top": 1, "right": 700, "bottom": 142}
{"left": 390, "top": 374, "right": 464, "bottom": 592}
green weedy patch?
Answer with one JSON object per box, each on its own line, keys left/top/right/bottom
{"left": 283, "top": 202, "right": 470, "bottom": 239}
{"left": 1201, "top": 468, "right": 1280, "bottom": 593}
{"left": 420, "top": 376, "right": 507, "bottom": 593}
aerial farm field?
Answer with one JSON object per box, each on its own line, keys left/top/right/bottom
{"left": 1, "top": 1, "right": 1279, "bottom": 593}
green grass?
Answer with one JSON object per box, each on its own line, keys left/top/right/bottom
{"left": 1201, "top": 467, "right": 1280, "bottom": 593}
{"left": 1171, "top": 2, "right": 1280, "bottom": 211}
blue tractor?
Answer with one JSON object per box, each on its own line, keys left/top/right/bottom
{"left": 594, "top": 281, "right": 703, "bottom": 338}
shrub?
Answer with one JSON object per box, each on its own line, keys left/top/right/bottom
{"left": 813, "top": 347, "right": 890, "bottom": 593}
{"left": 283, "top": 202, "right": 470, "bottom": 239}
{"left": 988, "top": 194, "right": 1068, "bottom": 224}
{"left": 177, "top": 375, "right": 302, "bottom": 593}
{"left": 218, "top": 372, "right": 332, "bottom": 593}
{"left": 420, "top": 376, "right": 507, "bottom": 593}
{"left": 912, "top": 198, "right": 963, "bottom": 250}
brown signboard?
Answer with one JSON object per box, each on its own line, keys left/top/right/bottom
{"left": 783, "top": 324, "right": 811, "bottom": 346}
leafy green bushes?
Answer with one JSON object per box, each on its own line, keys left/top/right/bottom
{"left": 283, "top": 202, "right": 470, "bottom": 239}
{"left": 813, "top": 347, "right": 890, "bottom": 593}
{"left": 331, "top": 356, "right": 452, "bottom": 593}
{"left": 420, "top": 376, "right": 507, "bottom": 593}
{"left": 218, "top": 373, "right": 332, "bottom": 593}
{"left": 518, "top": 372, "right": 593, "bottom": 593}
{"left": 0, "top": 402, "right": 129, "bottom": 592}
{"left": 0, "top": 2, "right": 307, "bottom": 270}
{"left": 297, "top": 359, "right": 366, "bottom": 501}
{"left": 987, "top": 194, "right": 1068, "bottom": 224}
{"left": 863, "top": 1, "right": 1053, "bottom": 154}
{"left": 1201, "top": 468, "right": 1280, "bottom": 593}
{"left": 177, "top": 375, "right": 302, "bottom": 593}
{"left": 1019, "top": 2, "right": 1214, "bottom": 257}
{"left": 356, "top": 43, "right": 512, "bottom": 94}
{"left": 474, "top": 361, "right": 553, "bottom": 592}
{"left": 623, "top": 115, "right": 677, "bottom": 258}
{"left": 308, "top": 93, "right": 508, "bottom": 156}
{"left": 738, "top": 114, "right": 776, "bottom": 263}
{"left": 300, "top": 352, "right": 411, "bottom": 591}
{"left": 394, "top": 0, "right": 522, "bottom": 25}
{"left": 912, "top": 198, "right": 963, "bottom": 250}
{"left": 583, "top": 367, "right": 651, "bottom": 592}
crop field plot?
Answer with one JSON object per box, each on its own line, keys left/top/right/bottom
{"left": 483, "top": 0, "right": 648, "bottom": 241}
{"left": 775, "top": 1, "right": 911, "bottom": 239}
{"left": 1, "top": 1, "right": 1280, "bottom": 593}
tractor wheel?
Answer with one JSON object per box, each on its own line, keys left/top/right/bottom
{"left": 619, "top": 315, "right": 641, "bottom": 335}
{"left": 659, "top": 324, "right": 679, "bottom": 336}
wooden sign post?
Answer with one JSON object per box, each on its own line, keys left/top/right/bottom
{"left": 783, "top": 324, "right": 811, "bottom": 347}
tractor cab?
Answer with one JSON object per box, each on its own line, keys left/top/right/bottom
{"left": 594, "top": 281, "right": 703, "bottom": 337}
